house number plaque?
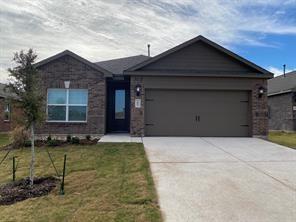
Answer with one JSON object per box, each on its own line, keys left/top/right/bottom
{"left": 135, "top": 99, "right": 141, "bottom": 108}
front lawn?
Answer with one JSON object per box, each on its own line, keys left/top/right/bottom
{"left": 0, "top": 133, "right": 10, "bottom": 148}
{"left": 268, "top": 131, "right": 296, "bottom": 149}
{"left": 0, "top": 143, "right": 162, "bottom": 221}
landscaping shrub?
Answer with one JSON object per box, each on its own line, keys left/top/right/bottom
{"left": 46, "top": 135, "right": 52, "bottom": 142}
{"left": 66, "top": 135, "right": 72, "bottom": 143}
{"left": 86, "top": 135, "right": 91, "bottom": 141}
{"left": 47, "top": 139, "right": 59, "bottom": 147}
{"left": 24, "top": 140, "right": 32, "bottom": 147}
{"left": 9, "top": 126, "right": 29, "bottom": 148}
{"left": 71, "top": 136, "right": 80, "bottom": 144}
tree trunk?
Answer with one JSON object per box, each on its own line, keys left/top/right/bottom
{"left": 29, "top": 123, "right": 35, "bottom": 185}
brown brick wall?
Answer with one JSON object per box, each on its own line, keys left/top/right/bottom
{"left": 130, "top": 76, "right": 269, "bottom": 137}
{"left": 35, "top": 55, "right": 106, "bottom": 138}
{"left": 130, "top": 76, "right": 145, "bottom": 136}
{"left": 251, "top": 80, "right": 268, "bottom": 137}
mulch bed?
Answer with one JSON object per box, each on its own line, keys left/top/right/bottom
{"left": 1, "top": 139, "right": 99, "bottom": 150}
{"left": 0, "top": 177, "right": 59, "bottom": 205}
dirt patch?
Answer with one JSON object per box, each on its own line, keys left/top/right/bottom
{"left": 0, "top": 177, "right": 59, "bottom": 205}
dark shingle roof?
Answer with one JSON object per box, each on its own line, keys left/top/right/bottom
{"left": 0, "top": 83, "right": 18, "bottom": 99}
{"left": 268, "top": 71, "right": 296, "bottom": 96}
{"left": 95, "top": 55, "right": 150, "bottom": 74}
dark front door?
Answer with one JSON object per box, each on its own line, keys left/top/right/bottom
{"left": 107, "top": 82, "right": 130, "bottom": 133}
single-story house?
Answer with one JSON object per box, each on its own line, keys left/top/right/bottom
{"left": 34, "top": 35, "right": 273, "bottom": 139}
{"left": 0, "top": 83, "right": 21, "bottom": 133}
{"left": 268, "top": 71, "right": 296, "bottom": 131}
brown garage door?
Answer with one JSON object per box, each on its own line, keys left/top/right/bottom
{"left": 145, "top": 89, "right": 250, "bottom": 137}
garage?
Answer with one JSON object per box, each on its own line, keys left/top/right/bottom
{"left": 145, "top": 89, "right": 250, "bottom": 137}
{"left": 126, "top": 35, "right": 272, "bottom": 137}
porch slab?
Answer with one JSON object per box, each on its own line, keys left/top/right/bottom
{"left": 98, "top": 134, "right": 142, "bottom": 143}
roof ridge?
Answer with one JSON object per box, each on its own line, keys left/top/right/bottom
{"left": 95, "top": 54, "right": 149, "bottom": 63}
{"left": 35, "top": 50, "right": 112, "bottom": 77}
{"left": 271, "top": 70, "right": 296, "bottom": 79}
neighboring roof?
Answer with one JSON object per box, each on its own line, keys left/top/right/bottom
{"left": 95, "top": 55, "right": 150, "bottom": 75}
{"left": 126, "top": 35, "right": 273, "bottom": 78}
{"left": 268, "top": 71, "right": 296, "bottom": 96}
{"left": 0, "top": 83, "right": 18, "bottom": 99}
{"left": 35, "top": 50, "right": 112, "bottom": 77}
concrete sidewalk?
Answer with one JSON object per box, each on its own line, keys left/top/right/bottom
{"left": 143, "top": 137, "right": 296, "bottom": 222}
{"left": 99, "top": 134, "right": 142, "bottom": 143}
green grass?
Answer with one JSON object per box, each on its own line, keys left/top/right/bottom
{"left": 0, "top": 143, "right": 162, "bottom": 222}
{"left": 268, "top": 131, "right": 296, "bottom": 149}
{"left": 0, "top": 134, "right": 10, "bottom": 148}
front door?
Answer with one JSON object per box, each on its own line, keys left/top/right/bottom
{"left": 107, "top": 82, "right": 130, "bottom": 132}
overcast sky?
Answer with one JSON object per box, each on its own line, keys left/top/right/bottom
{"left": 1, "top": 0, "right": 296, "bottom": 83}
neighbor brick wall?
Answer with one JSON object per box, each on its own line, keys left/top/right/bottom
{"left": 130, "top": 76, "right": 269, "bottom": 137}
{"left": 35, "top": 55, "right": 106, "bottom": 138}
{"left": 0, "top": 98, "right": 22, "bottom": 133}
{"left": 268, "top": 92, "right": 294, "bottom": 131}
{"left": 0, "top": 98, "right": 11, "bottom": 132}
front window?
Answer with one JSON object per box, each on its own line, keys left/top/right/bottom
{"left": 4, "top": 103, "right": 10, "bottom": 121}
{"left": 47, "top": 89, "right": 88, "bottom": 122}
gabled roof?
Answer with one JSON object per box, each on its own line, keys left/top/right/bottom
{"left": 126, "top": 35, "right": 273, "bottom": 78}
{"left": 96, "top": 55, "right": 149, "bottom": 75}
{"left": 268, "top": 71, "right": 296, "bottom": 96}
{"left": 35, "top": 50, "right": 112, "bottom": 77}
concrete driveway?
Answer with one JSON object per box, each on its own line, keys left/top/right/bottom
{"left": 143, "top": 137, "right": 296, "bottom": 222}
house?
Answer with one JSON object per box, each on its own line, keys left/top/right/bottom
{"left": 34, "top": 35, "right": 273, "bottom": 139}
{"left": 0, "top": 83, "right": 21, "bottom": 133}
{"left": 268, "top": 71, "right": 296, "bottom": 131}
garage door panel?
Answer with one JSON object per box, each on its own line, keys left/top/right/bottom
{"left": 145, "top": 90, "right": 250, "bottom": 137}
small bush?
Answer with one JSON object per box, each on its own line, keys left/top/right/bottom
{"left": 66, "top": 135, "right": 72, "bottom": 143}
{"left": 24, "top": 140, "right": 32, "bottom": 147}
{"left": 86, "top": 135, "right": 91, "bottom": 141}
{"left": 47, "top": 139, "right": 59, "bottom": 147}
{"left": 9, "top": 126, "right": 29, "bottom": 148}
{"left": 46, "top": 135, "right": 52, "bottom": 142}
{"left": 71, "top": 136, "right": 80, "bottom": 144}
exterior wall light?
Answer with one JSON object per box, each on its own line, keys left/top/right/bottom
{"left": 258, "top": 86, "right": 265, "bottom": 98}
{"left": 135, "top": 84, "right": 142, "bottom": 97}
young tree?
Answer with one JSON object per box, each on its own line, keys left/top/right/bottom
{"left": 7, "top": 49, "right": 43, "bottom": 185}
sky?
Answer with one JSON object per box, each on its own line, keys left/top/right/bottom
{"left": 0, "top": 0, "right": 296, "bottom": 83}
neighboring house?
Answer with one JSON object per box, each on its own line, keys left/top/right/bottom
{"left": 268, "top": 71, "right": 296, "bottom": 131}
{"left": 34, "top": 35, "right": 273, "bottom": 138}
{"left": 0, "top": 83, "right": 20, "bottom": 133}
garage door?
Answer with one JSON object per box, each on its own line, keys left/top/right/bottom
{"left": 145, "top": 90, "right": 250, "bottom": 137}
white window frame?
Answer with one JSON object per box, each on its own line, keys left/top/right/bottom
{"left": 46, "top": 88, "right": 88, "bottom": 123}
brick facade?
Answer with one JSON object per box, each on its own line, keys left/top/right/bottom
{"left": 130, "top": 76, "right": 269, "bottom": 137}
{"left": 130, "top": 76, "right": 145, "bottom": 136}
{"left": 36, "top": 55, "right": 106, "bottom": 139}
{"left": 268, "top": 92, "right": 294, "bottom": 131}
{"left": 251, "top": 80, "right": 269, "bottom": 136}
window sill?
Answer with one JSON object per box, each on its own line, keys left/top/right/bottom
{"left": 46, "top": 121, "right": 87, "bottom": 124}
{"left": 3, "top": 120, "right": 10, "bottom": 122}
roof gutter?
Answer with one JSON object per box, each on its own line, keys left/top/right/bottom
{"left": 124, "top": 70, "right": 273, "bottom": 79}
{"left": 268, "top": 89, "right": 294, "bottom": 97}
